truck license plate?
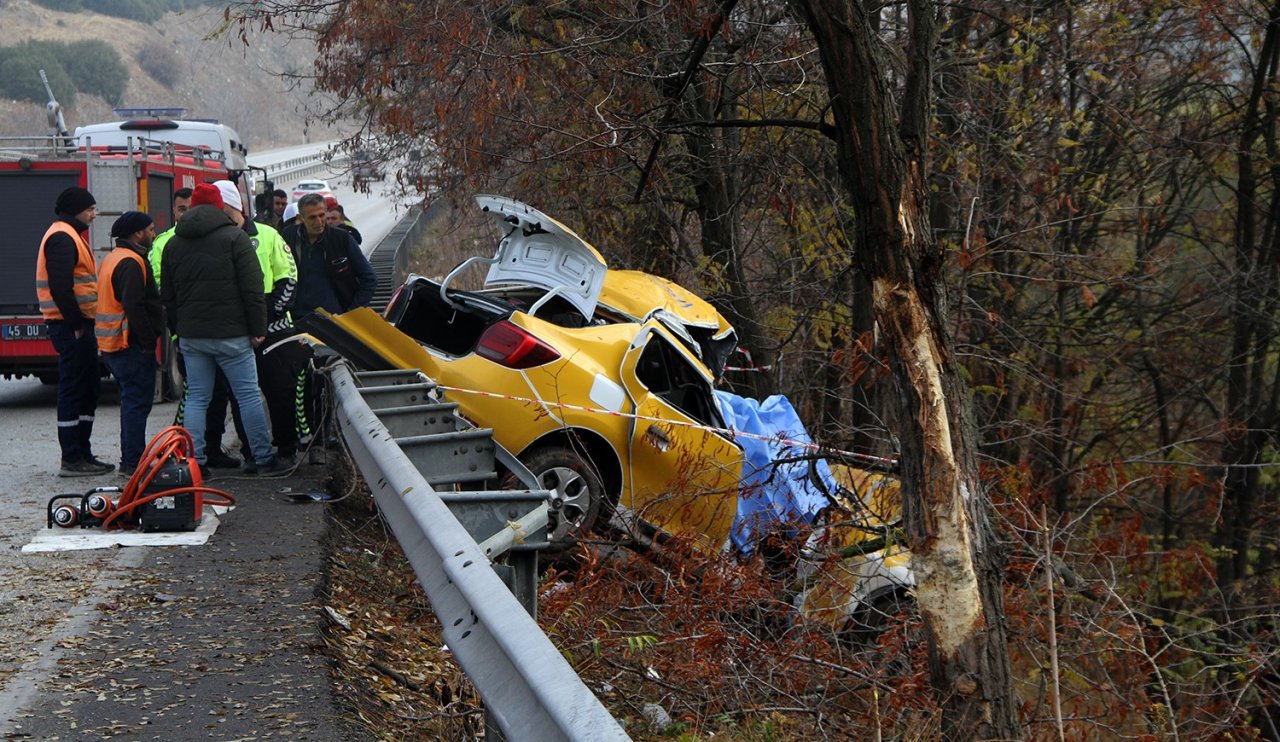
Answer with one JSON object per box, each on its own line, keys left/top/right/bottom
{"left": 1, "top": 323, "right": 48, "bottom": 341}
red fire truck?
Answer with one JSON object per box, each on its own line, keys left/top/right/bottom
{"left": 0, "top": 108, "right": 258, "bottom": 398}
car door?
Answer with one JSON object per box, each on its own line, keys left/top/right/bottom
{"left": 618, "top": 324, "right": 743, "bottom": 553}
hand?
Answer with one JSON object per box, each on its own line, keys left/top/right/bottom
{"left": 251, "top": 336, "right": 265, "bottom": 348}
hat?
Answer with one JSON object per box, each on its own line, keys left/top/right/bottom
{"left": 324, "top": 196, "right": 339, "bottom": 211}
{"left": 55, "top": 186, "right": 95, "bottom": 216}
{"left": 110, "top": 211, "right": 154, "bottom": 239}
{"left": 213, "top": 180, "right": 242, "bottom": 212}
{"left": 282, "top": 202, "right": 299, "bottom": 223}
{"left": 189, "top": 183, "right": 224, "bottom": 210}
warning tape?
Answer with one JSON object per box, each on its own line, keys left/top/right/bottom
{"left": 429, "top": 382, "right": 898, "bottom": 469}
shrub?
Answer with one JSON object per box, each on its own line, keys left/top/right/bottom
{"left": 63, "top": 40, "right": 129, "bottom": 105}
{"left": 0, "top": 45, "right": 76, "bottom": 108}
{"left": 137, "top": 41, "right": 180, "bottom": 90}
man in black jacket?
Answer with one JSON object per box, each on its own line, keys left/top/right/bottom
{"left": 36, "top": 186, "right": 113, "bottom": 476}
{"left": 160, "top": 183, "right": 284, "bottom": 476}
{"left": 96, "top": 212, "right": 162, "bottom": 475}
{"left": 290, "top": 192, "right": 376, "bottom": 317}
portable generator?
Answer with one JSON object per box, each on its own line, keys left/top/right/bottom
{"left": 45, "top": 426, "right": 234, "bottom": 533}
{"left": 137, "top": 457, "right": 203, "bottom": 532}
{"left": 46, "top": 457, "right": 206, "bottom": 532}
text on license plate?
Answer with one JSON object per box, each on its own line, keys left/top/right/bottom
{"left": 1, "top": 323, "right": 48, "bottom": 341}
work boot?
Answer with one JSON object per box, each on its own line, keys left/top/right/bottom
{"left": 243, "top": 456, "right": 291, "bottom": 477}
{"left": 86, "top": 455, "right": 115, "bottom": 473}
{"left": 206, "top": 450, "right": 241, "bottom": 469}
{"left": 59, "top": 459, "right": 107, "bottom": 477}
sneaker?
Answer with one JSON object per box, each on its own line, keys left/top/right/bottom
{"left": 86, "top": 456, "right": 115, "bottom": 473}
{"left": 118, "top": 463, "right": 137, "bottom": 478}
{"left": 206, "top": 450, "right": 241, "bottom": 469}
{"left": 59, "top": 459, "right": 107, "bottom": 477}
{"left": 198, "top": 463, "right": 212, "bottom": 482}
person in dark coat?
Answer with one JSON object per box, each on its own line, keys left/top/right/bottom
{"left": 289, "top": 192, "right": 376, "bottom": 317}
{"left": 96, "top": 212, "right": 163, "bottom": 475}
{"left": 160, "top": 183, "right": 284, "bottom": 476}
{"left": 36, "top": 186, "right": 113, "bottom": 476}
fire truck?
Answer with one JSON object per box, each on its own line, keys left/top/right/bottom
{"left": 0, "top": 99, "right": 260, "bottom": 398}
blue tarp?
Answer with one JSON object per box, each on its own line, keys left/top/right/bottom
{"left": 714, "top": 391, "right": 840, "bottom": 554}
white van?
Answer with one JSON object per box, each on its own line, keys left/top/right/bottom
{"left": 75, "top": 108, "right": 249, "bottom": 171}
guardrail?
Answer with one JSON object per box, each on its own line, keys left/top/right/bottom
{"left": 327, "top": 363, "right": 632, "bottom": 741}
{"left": 249, "top": 142, "right": 349, "bottom": 185}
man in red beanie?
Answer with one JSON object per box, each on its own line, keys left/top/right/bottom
{"left": 37, "top": 186, "right": 113, "bottom": 476}
{"left": 161, "top": 182, "right": 286, "bottom": 476}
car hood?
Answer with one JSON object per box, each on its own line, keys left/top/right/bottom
{"left": 601, "top": 270, "right": 737, "bottom": 376}
{"left": 477, "top": 195, "right": 607, "bottom": 321}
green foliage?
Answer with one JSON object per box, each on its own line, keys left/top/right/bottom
{"left": 0, "top": 42, "right": 76, "bottom": 108}
{"left": 63, "top": 40, "right": 128, "bottom": 105}
{"left": 0, "top": 39, "right": 128, "bottom": 107}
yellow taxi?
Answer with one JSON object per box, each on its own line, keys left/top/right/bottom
{"left": 376, "top": 195, "right": 745, "bottom": 553}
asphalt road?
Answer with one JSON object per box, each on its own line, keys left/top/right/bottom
{"left": 0, "top": 377, "right": 366, "bottom": 740}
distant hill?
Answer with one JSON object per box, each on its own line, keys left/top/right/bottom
{"left": 0, "top": 0, "right": 331, "bottom": 152}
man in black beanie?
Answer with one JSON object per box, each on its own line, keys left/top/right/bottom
{"left": 36, "top": 186, "right": 112, "bottom": 476}
{"left": 97, "top": 211, "right": 161, "bottom": 476}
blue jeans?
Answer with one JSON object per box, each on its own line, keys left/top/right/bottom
{"left": 102, "top": 345, "right": 156, "bottom": 469}
{"left": 178, "top": 336, "right": 274, "bottom": 465}
{"left": 46, "top": 322, "right": 101, "bottom": 463}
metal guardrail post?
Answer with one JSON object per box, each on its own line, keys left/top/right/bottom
{"left": 328, "top": 363, "right": 631, "bottom": 741}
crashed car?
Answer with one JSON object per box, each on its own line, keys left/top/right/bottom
{"left": 378, "top": 195, "right": 745, "bottom": 553}
{"left": 311, "top": 194, "right": 913, "bottom": 631}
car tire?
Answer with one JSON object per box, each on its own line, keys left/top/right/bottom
{"left": 516, "top": 446, "right": 607, "bottom": 544}
{"left": 842, "top": 589, "right": 920, "bottom": 669}
{"left": 159, "top": 335, "right": 184, "bottom": 402}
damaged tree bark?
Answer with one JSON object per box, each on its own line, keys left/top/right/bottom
{"left": 786, "top": 1, "right": 1021, "bottom": 738}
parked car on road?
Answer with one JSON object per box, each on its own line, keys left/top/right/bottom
{"left": 291, "top": 178, "right": 332, "bottom": 202}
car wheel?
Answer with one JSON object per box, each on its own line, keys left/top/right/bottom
{"left": 842, "top": 589, "right": 921, "bottom": 672}
{"left": 518, "top": 446, "right": 607, "bottom": 542}
{"left": 160, "top": 335, "right": 184, "bottom": 402}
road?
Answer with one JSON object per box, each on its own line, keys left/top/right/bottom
{"left": 0, "top": 146, "right": 403, "bottom": 737}
{"left": 253, "top": 146, "right": 413, "bottom": 257}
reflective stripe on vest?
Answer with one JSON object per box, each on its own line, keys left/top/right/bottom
{"left": 94, "top": 249, "right": 145, "bottom": 353}
{"left": 35, "top": 222, "right": 98, "bottom": 321}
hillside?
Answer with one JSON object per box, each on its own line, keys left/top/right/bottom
{"left": 0, "top": 0, "right": 331, "bottom": 151}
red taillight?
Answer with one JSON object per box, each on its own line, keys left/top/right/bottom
{"left": 383, "top": 285, "right": 406, "bottom": 319}
{"left": 476, "top": 321, "right": 561, "bottom": 369}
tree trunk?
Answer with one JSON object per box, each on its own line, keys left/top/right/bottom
{"left": 787, "top": 1, "right": 1021, "bottom": 738}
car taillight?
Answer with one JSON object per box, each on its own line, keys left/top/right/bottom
{"left": 476, "top": 321, "right": 561, "bottom": 369}
{"left": 383, "top": 285, "right": 406, "bottom": 319}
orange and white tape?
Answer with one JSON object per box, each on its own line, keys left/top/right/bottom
{"left": 429, "top": 382, "right": 897, "bottom": 469}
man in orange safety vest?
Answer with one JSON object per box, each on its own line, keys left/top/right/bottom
{"left": 36, "top": 187, "right": 112, "bottom": 477}
{"left": 96, "top": 211, "right": 162, "bottom": 476}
